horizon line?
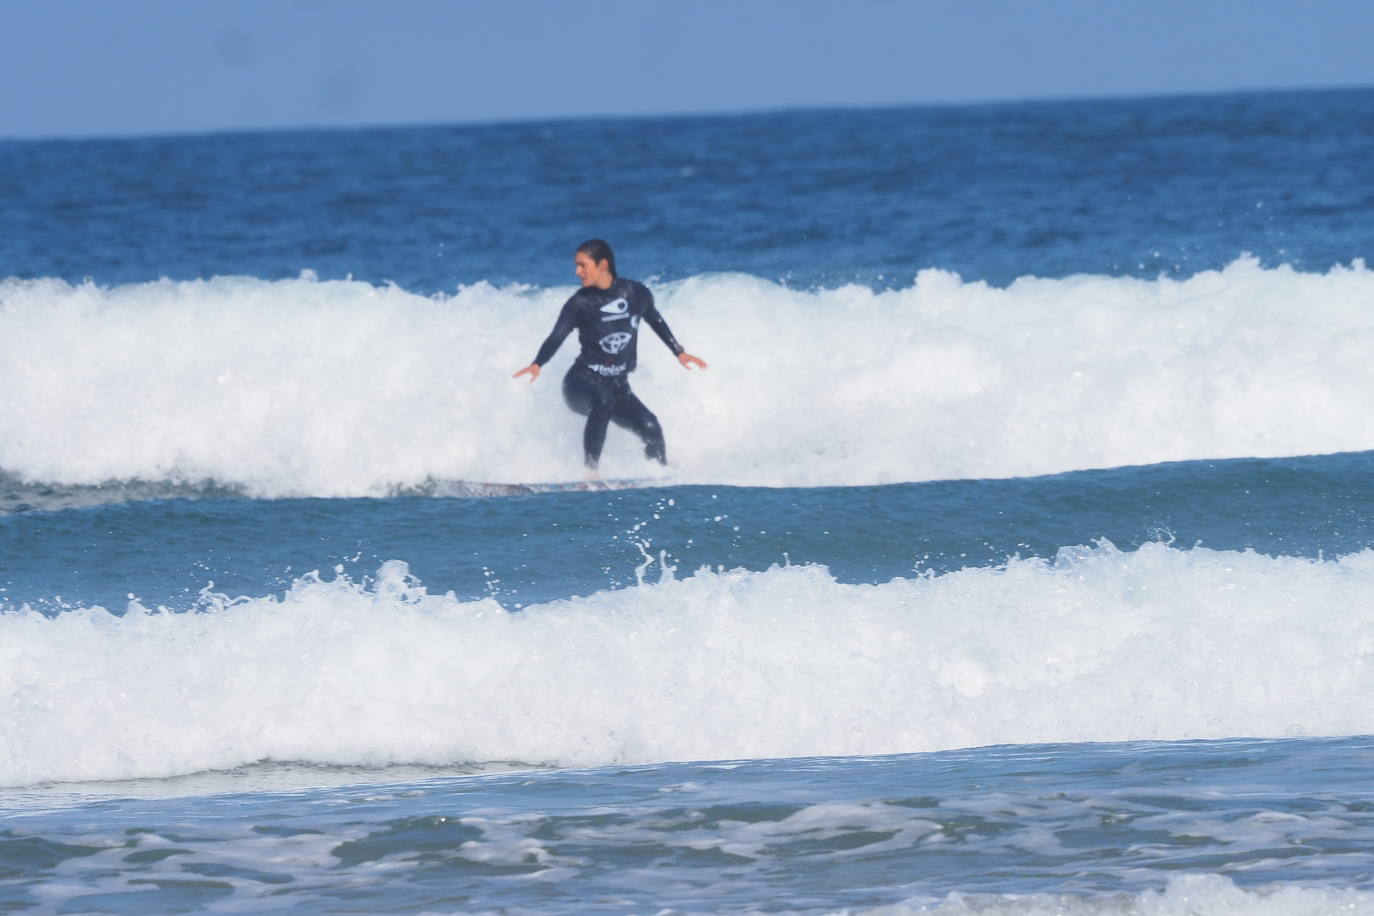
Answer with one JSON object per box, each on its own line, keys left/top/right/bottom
{"left": 4, "top": 82, "right": 1370, "bottom": 144}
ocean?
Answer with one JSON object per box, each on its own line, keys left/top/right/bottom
{"left": 3, "top": 87, "right": 1374, "bottom": 913}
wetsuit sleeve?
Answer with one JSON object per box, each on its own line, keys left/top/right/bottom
{"left": 532, "top": 298, "right": 579, "bottom": 367}
{"left": 643, "top": 290, "right": 685, "bottom": 356}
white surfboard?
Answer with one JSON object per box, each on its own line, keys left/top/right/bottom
{"left": 451, "top": 478, "right": 655, "bottom": 497}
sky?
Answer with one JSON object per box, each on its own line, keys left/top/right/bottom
{"left": 3, "top": 0, "right": 1373, "bottom": 139}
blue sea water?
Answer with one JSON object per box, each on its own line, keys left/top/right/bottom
{"left": 4, "top": 88, "right": 1374, "bottom": 913}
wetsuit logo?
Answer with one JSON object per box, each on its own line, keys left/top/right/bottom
{"left": 599, "top": 298, "right": 629, "bottom": 321}
{"left": 599, "top": 331, "right": 632, "bottom": 355}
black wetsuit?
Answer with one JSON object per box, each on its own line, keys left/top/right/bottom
{"left": 531, "top": 278, "right": 684, "bottom": 469}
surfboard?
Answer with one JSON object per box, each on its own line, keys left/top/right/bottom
{"left": 451, "top": 478, "right": 656, "bottom": 497}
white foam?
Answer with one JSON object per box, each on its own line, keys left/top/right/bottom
{"left": 6, "top": 542, "right": 1374, "bottom": 786}
{"left": 2, "top": 258, "right": 1373, "bottom": 494}
{"left": 874, "top": 874, "right": 1374, "bottom": 915}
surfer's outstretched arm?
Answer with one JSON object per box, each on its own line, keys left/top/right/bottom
{"left": 643, "top": 296, "right": 707, "bottom": 370}
{"left": 515, "top": 299, "right": 578, "bottom": 382}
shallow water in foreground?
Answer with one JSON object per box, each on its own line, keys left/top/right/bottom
{"left": 6, "top": 737, "right": 1374, "bottom": 914}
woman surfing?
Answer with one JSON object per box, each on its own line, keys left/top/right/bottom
{"left": 514, "top": 239, "right": 707, "bottom": 471}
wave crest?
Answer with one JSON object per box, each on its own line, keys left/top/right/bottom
{"left": 5, "top": 541, "right": 1374, "bottom": 786}
{"left": 2, "top": 258, "right": 1372, "bottom": 495}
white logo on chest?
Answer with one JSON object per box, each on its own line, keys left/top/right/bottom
{"left": 599, "top": 298, "right": 630, "bottom": 321}
{"left": 599, "top": 331, "right": 633, "bottom": 355}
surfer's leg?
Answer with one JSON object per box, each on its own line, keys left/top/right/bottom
{"left": 562, "top": 370, "right": 615, "bottom": 468}
{"left": 611, "top": 390, "right": 667, "bottom": 464}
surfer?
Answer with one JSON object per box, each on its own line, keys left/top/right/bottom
{"left": 514, "top": 239, "right": 707, "bottom": 470}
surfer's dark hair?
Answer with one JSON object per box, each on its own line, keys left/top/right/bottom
{"left": 576, "top": 238, "right": 616, "bottom": 278}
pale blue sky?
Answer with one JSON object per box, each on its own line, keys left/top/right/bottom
{"left": 4, "top": 0, "right": 1372, "bottom": 138}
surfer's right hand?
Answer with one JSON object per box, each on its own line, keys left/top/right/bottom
{"left": 514, "top": 364, "right": 540, "bottom": 382}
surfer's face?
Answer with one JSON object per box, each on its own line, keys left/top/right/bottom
{"left": 575, "top": 252, "right": 613, "bottom": 289}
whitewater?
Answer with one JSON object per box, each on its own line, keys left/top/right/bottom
{"left": 5, "top": 541, "right": 1374, "bottom": 787}
{"left": 3, "top": 256, "right": 1373, "bottom": 496}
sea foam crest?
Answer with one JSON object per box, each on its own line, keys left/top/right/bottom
{"left": 1, "top": 257, "right": 1373, "bottom": 495}
{"left": 5, "top": 541, "right": 1374, "bottom": 787}
{"left": 882, "top": 874, "right": 1374, "bottom": 915}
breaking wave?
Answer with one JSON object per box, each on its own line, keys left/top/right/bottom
{"left": 1, "top": 257, "right": 1373, "bottom": 497}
